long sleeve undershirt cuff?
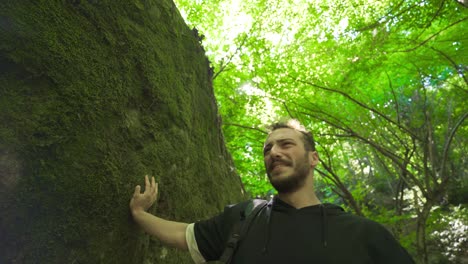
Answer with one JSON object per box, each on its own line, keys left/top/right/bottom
{"left": 186, "top": 223, "right": 206, "bottom": 263}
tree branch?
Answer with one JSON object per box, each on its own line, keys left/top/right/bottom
{"left": 212, "top": 33, "right": 249, "bottom": 80}
{"left": 356, "top": 0, "right": 410, "bottom": 32}
{"left": 283, "top": 102, "right": 296, "bottom": 119}
{"left": 293, "top": 77, "right": 422, "bottom": 140}
{"left": 394, "top": 17, "right": 468, "bottom": 53}
{"left": 386, "top": 72, "right": 401, "bottom": 124}
{"left": 425, "top": 0, "right": 446, "bottom": 29}
{"left": 428, "top": 46, "right": 468, "bottom": 87}
{"left": 440, "top": 111, "right": 468, "bottom": 184}
{"left": 223, "top": 123, "right": 268, "bottom": 134}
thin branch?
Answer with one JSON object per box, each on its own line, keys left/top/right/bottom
{"left": 356, "top": 0, "right": 410, "bottom": 32}
{"left": 394, "top": 17, "right": 468, "bottom": 53}
{"left": 425, "top": 0, "right": 446, "bottom": 29}
{"left": 386, "top": 72, "right": 401, "bottom": 124}
{"left": 240, "top": 92, "right": 427, "bottom": 191}
{"left": 293, "top": 77, "right": 422, "bottom": 140}
{"left": 212, "top": 33, "right": 248, "bottom": 80}
{"left": 428, "top": 46, "right": 468, "bottom": 86}
{"left": 440, "top": 112, "right": 468, "bottom": 183}
{"left": 317, "top": 160, "right": 364, "bottom": 216}
{"left": 305, "top": 111, "right": 402, "bottom": 163}
{"left": 223, "top": 123, "right": 267, "bottom": 134}
{"left": 297, "top": 99, "right": 414, "bottom": 153}
{"left": 283, "top": 102, "right": 295, "bottom": 119}
{"left": 454, "top": 0, "right": 468, "bottom": 8}
{"left": 265, "top": 94, "right": 424, "bottom": 174}
{"left": 316, "top": 133, "right": 353, "bottom": 138}
{"left": 212, "top": 3, "right": 271, "bottom": 80}
{"left": 314, "top": 112, "right": 427, "bottom": 193}
{"left": 419, "top": 81, "right": 439, "bottom": 187}
{"left": 316, "top": 168, "right": 341, "bottom": 188}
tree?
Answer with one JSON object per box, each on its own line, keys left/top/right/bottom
{"left": 175, "top": 0, "right": 467, "bottom": 262}
{"left": 0, "top": 1, "right": 244, "bottom": 263}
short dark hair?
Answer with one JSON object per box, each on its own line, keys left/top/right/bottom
{"left": 267, "top": 119, "right": 316, "bottom": 151}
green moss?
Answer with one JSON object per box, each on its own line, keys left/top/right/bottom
{"left": 0, "top": 0, "right": 244, "bottom": 263}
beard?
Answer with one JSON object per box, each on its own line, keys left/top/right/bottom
{"left": 267, "top": 153, "right": 310, "bottom": 193}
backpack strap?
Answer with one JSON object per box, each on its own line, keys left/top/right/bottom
{"left": 218, "top": 199, "right": 269, "bottom": 263}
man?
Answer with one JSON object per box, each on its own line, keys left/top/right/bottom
{"left": 130, "top": 120, "right": 415, "bottom": 263}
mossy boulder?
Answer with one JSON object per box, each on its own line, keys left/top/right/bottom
{"left": 0, "top": 1, "right": 244, "bottom": 263}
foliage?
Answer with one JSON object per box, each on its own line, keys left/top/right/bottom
{"left": 426, "top": 205, "right": 468, "bottom": 263}
{"left": 175, "top": 0, "right": 467, "bottom": 263}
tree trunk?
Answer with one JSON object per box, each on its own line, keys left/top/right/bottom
{"left": 0, "top": 1, "right": 244, "bottom": 263}
{"left": 416, "top": 200, "right": 433, "bottom": 264}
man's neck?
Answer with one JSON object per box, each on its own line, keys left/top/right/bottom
{"left": 277, "top": 185, "right": 321, "bottom": 209}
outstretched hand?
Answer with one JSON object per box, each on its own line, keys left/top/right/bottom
{"left": 130, "top": 175, "right": 158, "bottom": 215}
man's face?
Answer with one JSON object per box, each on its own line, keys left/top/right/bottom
{"left": 263, "top": 128, "right": 318, "bottom": 193}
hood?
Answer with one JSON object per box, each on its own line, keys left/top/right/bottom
{"left": 272, "top": 196, "right": 345, "bottom": 214}
{"left": 261, "top": 196, "right": 342, "bottom": 254}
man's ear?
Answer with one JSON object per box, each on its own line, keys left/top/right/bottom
{"left": 309, "top": 151, "right": 319, "bottom": 167}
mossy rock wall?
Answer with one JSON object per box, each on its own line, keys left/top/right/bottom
{"left": 0, "top": 1, "right": 244, "bottom": 263}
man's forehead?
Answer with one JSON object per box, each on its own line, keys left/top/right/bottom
{"left": 264, "top": 128, "right": 302, "bottom": 145}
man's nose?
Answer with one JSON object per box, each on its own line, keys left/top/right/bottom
{"left": 270, "top": 144, "right": 281, "bottom": 158}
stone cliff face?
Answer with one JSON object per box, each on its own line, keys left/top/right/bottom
{"left": 0, "top": 1, "right": 244, "bottom": 263}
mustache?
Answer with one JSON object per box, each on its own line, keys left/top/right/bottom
{"left": 268, "top": 158, "right": 292, "bottom": 171}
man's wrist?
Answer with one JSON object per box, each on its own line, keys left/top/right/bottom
{"left": 131, "top": 208, "right": 147, "bottom": 218}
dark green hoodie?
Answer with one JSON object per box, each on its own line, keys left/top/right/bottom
{"left": 195, "top": 196, "right": 415, "bottom": 263}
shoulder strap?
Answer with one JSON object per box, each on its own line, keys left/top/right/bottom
{"left": 219, "top": 199, "right": 269, "bottom": 264}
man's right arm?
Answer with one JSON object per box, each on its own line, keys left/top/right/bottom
{"left": 131, "top": 209, "right": 188, "bottom": 250}
{"left": 130, "top": 175, "right": 188, "bottom": 250}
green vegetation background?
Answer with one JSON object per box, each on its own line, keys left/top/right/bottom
{"left": 174, "top": 0, "right": 467, "bottom": 263}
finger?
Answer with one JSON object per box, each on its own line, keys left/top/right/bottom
{"left": 153, "top": 182, "right": 158, "bottom": 201}
{"left": 151, "top": 176, "right": 156, "bottom": 191}
{"left": 133, "top": 185, "right": 141, "bottom": 196}
{"left": 154, "top": 181, "right": 158, "bottom": 197}
{"left": 145, "top": 175, "right": 150, "bottom": 192}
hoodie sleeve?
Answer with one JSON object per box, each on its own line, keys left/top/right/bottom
{"left": 366, "top": 221, "right": 415, "bottom": 264}
{"left": 193, "top": 201, "right": 249, "bottom": 262}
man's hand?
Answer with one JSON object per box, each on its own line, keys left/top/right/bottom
{"left": 129, "top": 175, "right": 188, "bottom": 250}
{"left": 130, "top": 175, "right": 158, "bottom": 216}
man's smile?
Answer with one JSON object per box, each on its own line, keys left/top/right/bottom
{"left": 269, "top": 160, "right": 292, "bottom": 173}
